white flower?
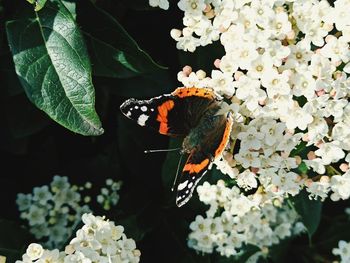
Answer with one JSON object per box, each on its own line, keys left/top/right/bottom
{"left": 315, "top": 141, "right": 345, "bottom": 165}
{"left": 234, "top": 75, "right": 261, "bottom": 101}
{"left": 230, "top": 41, "right": 259, "bottom": 70}
{"left": 178, "top": 0, "right": 206, "bottom": 16}
{"left": 210, "top": 70, "right": 235, "bottom": 97}
{"left": 271, "top": 169, "right": 301, "bottom": 196}
{"left": 309, "top": 53, "right": 335, "bottom": 91}
{"left": 189, "top": 180, "right": 301, "bottom": 256}
{"left": 234, "top": 151, "right": 261, "bottom": 168}
{"left": 19, "top": 213, "right": 139, "bottom": 263}
{"left": 189, "top": 215, "right": 211, "bottom": 234}
{"left": 304, "top": 158, "right": 326, "bottom": 174}
{"left": 212, "top": 0, "right": 237, "bottom": 30}
{"left": 268, "top": 11, "right": 292, "bottom": 39}
{"left": 220, "top": 24, "right": 245, "bottom": 52}
{"left": 213, "top": 154, "right": 239, "bottom": 179}
{"left": 330, "top": 171, "right": 350, "bottom": 201}
{"left": 290, "top": 70, "right": 316, "bottom": 99}
{"left": 250, "top": 0, "right": 275, "bottom": 28}
{"left": 265, "top": 40, "right": 291, "bottom": 67}
{"left": 326, "top": 0, "right": 350, "bottom": 31}
{"left": 306, "top": 117, "right": 329, "bottom": 145}
{"left": 226, "top": 195, "right": 255, "bottom": 217}
{"left": 238, "top": 126, "right": 264, "bottom": 150}
{"left": 178, "top": 71, "right": 208, "bottom": 87}
{"left": 64, "top": 251, "right": 91, "bottom": 263}
{"left": 332, "top": 122, "right": 350, "bottom": 151}
{"left": 26, "top": 243, "right": 44, "bottom": 261}
{"left": 16, "top": 193, "right": 32, "bottom": 211}
{"left": 276, "top": 133, "right": 303, "bottom": 154}
{"left": 304, "top": 22, "right": 329, "bottom": 47}
{"left": 306, "top": 177, "right": 330, "bottom": 201}
{"left": 320, "top": 36, "right": 350, "bottom": 64}
{"left": 236, "top": 170, "right": 258, "bottom": 190}
{"left": 274, "top": 223, "right": 292, "bottom": 239}
{"left": 16, "top": 175, "right": 99, "bottom": 249}
{"left": 234, "top": 75, "right": 266, "bottom": 112}
{"left": 33, "top": 186, "right": 53, "bottom": 205}
{"left": 333, "top": 240, "right": 350, "bottom": 262}
{"left": 247, "top": 54, "right": 274, "bottom": 80}
{"left": 149, "top": 0, "right": 169, "bottom": 10}
{"left": 197, "top": 182, "right": 217, "bottom": 204}
{"left": 219, "top": 54, "right": 239, "bottom": 74}
{"left": 284, "top": 40, "right": 313, "bottom": 69}
{"left": 51, "top": 175, "right": 70, "bottom": 192}
{"left": 282, "top": 105, "right": 313, "bottom": 131}
{"left": 261, "top": 69, "right": 290, "bottom": 98}
{"left": 260, "top": 121, "right": 285, "bottom": 146}
{"left": 27, "top": 205, "right": 47, "bottom": 226}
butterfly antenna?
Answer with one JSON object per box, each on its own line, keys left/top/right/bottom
{"left": 171, "top": 153, "right": 184, "bottom": 192}
{"left": 144, "top": 148, "right": 181, "bottom": 153}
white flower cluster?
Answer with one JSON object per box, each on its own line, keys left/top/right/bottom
{"left": 16, "top": 176, "right": 91, "bottom": 249}
{"left": 333, "top": 240, "right": 350, "bottom": 263}
{"left": 188, "top": 180, "right": 304, "bottom": 257}
{"left": 17, "top": 176, "right": 123, "bottom": 249}
{"left": 173, "top": 0, "right": 350, "bottom": 204}
{"left": 97, "top": 179, "right": 122, "bottom": 211}
{"left": 16, "top": 213, "right": 141, "bottom": 263}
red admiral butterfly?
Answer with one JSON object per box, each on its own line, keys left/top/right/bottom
{"left": 120, "top": 87, "right": 233, "bottom": 207}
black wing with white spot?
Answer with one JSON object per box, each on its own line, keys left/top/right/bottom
{"left": 119, "top": 87, "right": 218, "bottom": 137}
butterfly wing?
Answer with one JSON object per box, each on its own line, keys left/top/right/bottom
{"left": 176, "top": 112, "right": 233, "bottom": 207}
{"left": 120, "top": 87, "right": 219, "bottom": 137}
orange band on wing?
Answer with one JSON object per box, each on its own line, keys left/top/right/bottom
{"left": 214, "top": 116, "right": 233, "bottom": 157}
{"left": 172, "top": 87, "right": 215, "bottom": 99}
{"left": 183, "top": 158, "right": 210, "bottom": 174}
{"left": 156, "top": 100, "right": 174, "bottom": 134}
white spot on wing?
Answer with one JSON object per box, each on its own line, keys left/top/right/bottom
{"left": 137, "top": 114, "right": 149, "bottom": 126}
{"left": 141, "top": 106, "right": 147, "bottom": 112}
{"left": 187, "top": 182, "right": 193, "bottom": 189}
{"left": 177, "top": 180, "right": 188, "bottom": 191}
{"left": 126, "top": 111, "right": 132, "bottom": 117}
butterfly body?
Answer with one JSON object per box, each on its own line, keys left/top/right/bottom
{"left": 120, "top": 87, "right": 233, "bottom": 207}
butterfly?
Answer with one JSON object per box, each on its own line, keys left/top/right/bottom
{"left": 120, "top": 87, "right": 233, "bottom": 207}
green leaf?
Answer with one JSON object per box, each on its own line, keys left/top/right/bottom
{"left": 233, "top": 245, "right": 261, "bottom": 263}
{"left": 6, "top": 0, "right": 103, "bottom": 136}
{"left": 74, "top": 1, "right": 167, "bottom": 78}
{"left": 289, "top": 190, "right": 322, "bottom": 239}
{"left": 34, "top": 0, "right": 48, "bottom": 11}
{"left": 26, "top": 0, "right": 48, "bottom": 11}
{"left": 290, "top": 141, "right": 308, "bottom": 157}
{"left": 298, "top": 161, "right": 309, "bottom": 174}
